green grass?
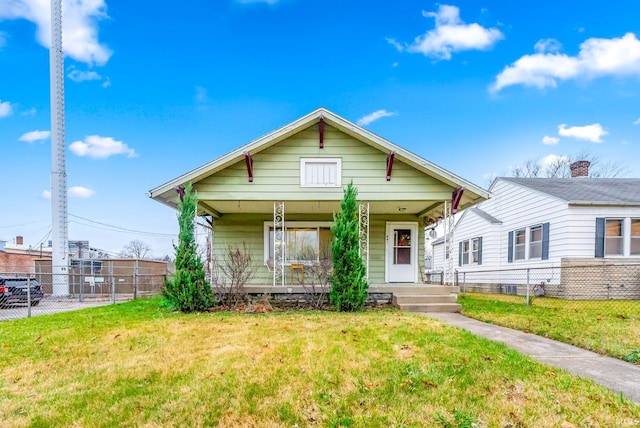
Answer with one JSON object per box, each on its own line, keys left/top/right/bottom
{"left": 460, "top": 293, "right": 640, "bottom": 361}
{"left": 0, "top": 297, "right": 638, "bottom": 427}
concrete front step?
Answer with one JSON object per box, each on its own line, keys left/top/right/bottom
{"left": 394, "top": 303, "right": 462, "bottom": 313}
{"left": 393, "top": 294, "right": 457, "bottom": 305}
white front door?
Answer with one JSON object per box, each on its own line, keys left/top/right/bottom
{"left": 386, "top": 222, "right": 418, "bottom": 283}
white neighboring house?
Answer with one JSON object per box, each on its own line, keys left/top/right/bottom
{"left": 434, "top": 164, "right": 640, "bottom": 299}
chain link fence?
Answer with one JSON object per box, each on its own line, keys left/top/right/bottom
{"left": 453, "top": 261, "right": 640, "bottom": 313}
{"left": 0, "top": 261, "right": 167, "bottom": 321}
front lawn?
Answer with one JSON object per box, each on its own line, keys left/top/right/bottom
{"left": 459, "top": 293, "right": 640, "bottom": 362}
{"left": 0, "top": 297, "right": 638, "bottom": 427}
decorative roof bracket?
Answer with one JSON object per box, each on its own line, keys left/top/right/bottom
{"left": 244, "top": 151, "right": 254, "bottom": 182}
{"left": 386, "top": 150, "right": 395, "bottom": 181}
{"left": 318, "top": 115, "right": 325, "bottom": 149}
{"left": 174, "top": 185, "right": 185, "bottom": 202}
{"left": 451, "top": 186, "right": 465, "bottom": 214}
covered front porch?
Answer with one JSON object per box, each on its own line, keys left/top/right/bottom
{"left": 199, "top": 197, "right": 464, "bottom": 289}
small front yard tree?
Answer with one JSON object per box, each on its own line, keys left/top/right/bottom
{"left": 163, "top": 183, "right": 214, "bottom": 312}
{"left": 329, "top": 182, "right": 368, "bottom": 311}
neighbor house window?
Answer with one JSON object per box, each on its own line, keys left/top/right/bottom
{"left": 460, "top": 238, "right": 480, "bottom": 265}
{"left": 631, "top": 219, "right": 640, "bottom": 256}
{"left": 514, "top": 229, "right": 526, "bottom": 261}
{"left": 461, "top": 240, "right": 470, "bottom": 265}
{"left": 605, "top": 219, "right": 624, "bottom": 256}
{"left": 264, "top": 222, "right": 332, "bottom": 264}
{"left": 529, "top": 225, "right": 543, "bottom": 259}
{"left": 508, "top": 223, "right": 550, "bottom": 262}
{"left": 300, "top": 158, "right": 342, "bottom": 187}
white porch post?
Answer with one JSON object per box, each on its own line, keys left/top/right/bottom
{"left": 273, "top": 201, "right": 285, "bottom": 287}
{"left": 358, "top": 202, "right": 370, "bottom": 281}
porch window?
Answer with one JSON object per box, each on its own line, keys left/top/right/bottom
{"left": 514, "top": 229, "right": 526, "bottom": 261}
{"left": 605, "top": 219, "right": 624, "bottom": 256}
{"left": 265, "top": 222, "right": 332, "bottom": 264}
{"left": 529, "top": 225, "right": 542, "bottom": 259}
{"left": 631, "top": 219, "right": 640, "bottom": 255}
{"left": 300, "top": 158, "right": 342, "bottom": 187}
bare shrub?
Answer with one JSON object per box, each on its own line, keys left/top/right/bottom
{"left": 212, "top": 243, "right": 257, "bottom": 308}
{"left": 302, "top": 255, "right": 333, "bottom": 309}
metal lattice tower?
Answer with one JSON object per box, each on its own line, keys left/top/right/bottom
{"left": 443, "top": 201, "right": 455, "bottom": 286}
{"left": 50, "top": 0, "right": 69, "bottom": 295}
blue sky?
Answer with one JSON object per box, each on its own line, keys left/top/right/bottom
{"left": 1, "top": 0, "right": 639, "bottom": 257}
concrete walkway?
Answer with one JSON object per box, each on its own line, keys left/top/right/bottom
{"left": 424, "top": 312, "right": 640, "bottom": 405}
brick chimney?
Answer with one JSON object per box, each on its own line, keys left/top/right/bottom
{"left": 570, "top": 160, "right": 590, "bottom": 178}
{"left": 16, "top": 235, "right": 24, "bottom": 245}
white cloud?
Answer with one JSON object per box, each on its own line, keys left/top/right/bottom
{"left": 0, "top": 0, "right": 112, "bottom": 66}
{"left": 558, "top": 123, "right": 607, "bottom": 143}
{"left": 101, "top": 76, "right": 111, "bottom": 88}
{"left": 194, "top": 86, "right": 209, "bottom": 103}
{"left": 0, "top": 100, "right": 13, "bottom": 118}
{"left": 18, "top": 129, "right": 50, "bottom": 142}
{"left": 357, "top": 109, "right": 397, "bottom": 126}
{"left": 634, "top": 117, "right": 640, "bottom": 125}
{"left": 68, "top": 186, "right": 95, "bottom": 198}
{"left": 392, "top": 5, "right": 503, "bottom": 60}
{"left": 68, "top": 69, "right": 102, "bottom": 82}
{"left": 21, "top": 107, "right": 36, "bottom": 116}
{"left": 69, "top": 135, "right": 137, "bottom": 159}
{"left": 540, "top": 154, "right": 569, "bottom": 168}
{"left": 534, "top": 38, "right": 562, "bottom": 54}
{"left": 42, "top": 187, "right": 95, "bottom": 199}
{"left": 386, "top": 37, "right": 404, "bottom": 52}
{"left": 542, "top": 135, "right": 559, "bottom": 145}
{"left": 492, "top": 33, "right": 640, "bottom": 92}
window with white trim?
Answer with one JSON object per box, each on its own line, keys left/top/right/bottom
{"left": 264, "top": 222, "right": 332, "bottom": 264}
{"left": 514, "top": 229, "right": 526, "bottom": 261}
{"left": 300, "top": 158, "right": 342, "bottom": 187}
{"left": 605, "top": 219, "right": 624, "bottom": 256}
{"left": 509, "top": 223, "right": 549, "bottom": 262}
{"left": 632, "top": 219, "right": 640, "bottom": 256}
{"left": 529, "top": 225, "right": 543, "bottom": 259}
{"left": 460, "top": 238, "right": 480, "bottom": 265}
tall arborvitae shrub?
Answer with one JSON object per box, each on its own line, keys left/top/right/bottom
{"left": 163, "top": 183, "right": 214, "bottom": 312}
{"left": 329, "top": 182, "right": 368, "bottom": 311}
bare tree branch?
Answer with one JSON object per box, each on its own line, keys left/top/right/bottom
{"left": 120, "top": 240, "right": 151, "bottom": 259}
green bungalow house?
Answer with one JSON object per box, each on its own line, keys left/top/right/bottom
{"left": 148, "top": 108, "right": 489, "bottom": 311}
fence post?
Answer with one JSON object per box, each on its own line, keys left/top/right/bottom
{"left": 27, "top": 276, "right": 32, "bottom": 318}
{"left": 526, "top": 268, "right": 530, "bottom": 306}
{"left": 463, "top": 272, "right": 466, "bottom": 297}
{"left": 79, "top": 263, "right": 84, "bottom": 303}
{"left": 111, "top": 275, "right": 116, "bottom": 304}
{"left": 134, "top": 259, "right": 139, "bottom": 300}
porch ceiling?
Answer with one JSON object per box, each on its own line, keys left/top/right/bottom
{"left": 197, "top": 200, "right": 447, "bottom": 218}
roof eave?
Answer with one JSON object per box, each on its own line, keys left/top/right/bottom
{"left": 569, "top": 201, "right": 640, "bottom": 207}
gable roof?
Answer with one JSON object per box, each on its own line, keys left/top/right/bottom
{"left": 148, "top": 108, "right": 489, "bottom": 214}
{"left": 498, "top": 177, "right": 640, "bottom": 206}
{"left": 468, "top": 207, "right": 502, "bottom": 224}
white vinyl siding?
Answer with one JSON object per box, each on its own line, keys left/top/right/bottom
{"left": 300, "top": 158, "right": 341, "bottom": 187}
